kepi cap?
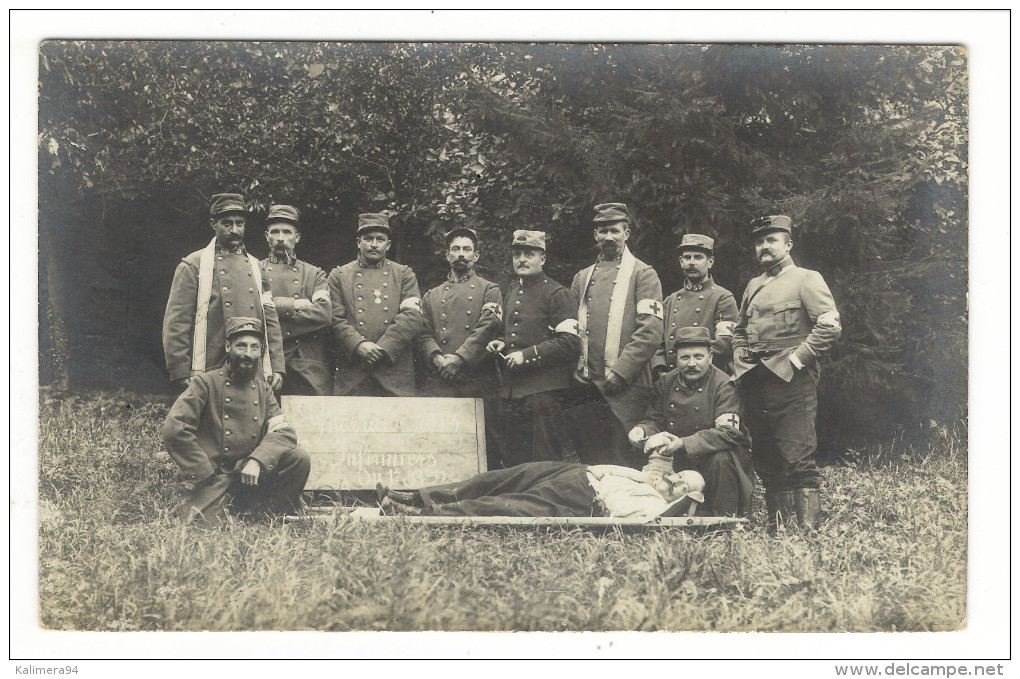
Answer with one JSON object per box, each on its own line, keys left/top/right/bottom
{"left": 593, "top": 202, "right": 630, "bottom": 224}
{"left": 210, "top": 193, "right": 248, "bottom": 217}
{"left": 750, "top": 215, "right": 793, "bottom": 237}
{"left": 357, "top": 213, "right": 392, "bottom": 236}
{"left": 511, "top": 230, "right": 546, "bottom": 252}
{"left": 444, "top": 226, "right": 478, "bottom": 247}
{"left": 673, "top": 326, "right": 712, "bottom": 348}
{"left": 266, "top": 204, "right": 300, "bottom": 227}
{"left": 680, "top": 234, "right": 714, "bottom": 254}
{"left": 225, "top": 316, "right": 264, "bottom": 341}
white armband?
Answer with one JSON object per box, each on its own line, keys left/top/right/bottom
{"left": 261, "top": 290, "right": 276, "bottom": 307}
{"left": 311, "top": 289, "right": 331, "bottom": 304}
{"left": 636, "top": 299, "right": 664, "bottom": 319}
{"left": 817, "top": 310, "right": 841, "bottom": 330}
{"left": 715, "top": 320, "right": 735, "bottom": 338}
{"left": 266, "top": 414, "right": 288, "bottom": 433}
{"left": 481, "top": 302, "right": 503, "bottom": 322}
{"left": 554, "top": 319, "right": 580, "bottom": 336}
{"left": 715, "top": 413, "right": 740, "bottom": 429}
{"left": 399, "top": 297, "right": 422, "bottom": 313}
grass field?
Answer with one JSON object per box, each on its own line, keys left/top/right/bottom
{"left": 37, "top": 391, "right": 967, "bottom": 632}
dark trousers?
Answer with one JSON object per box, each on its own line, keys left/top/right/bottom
{"left": 691, "top": 448, "right": 755, "bottom": 518}
{"left": 345, "top": 377, "right": 400, "bottom": 397}
{"left": 741, "top": 365, "right": 821, "bottom": 492}
{"left": 419, "top": 461, "right": 597, "bottom": 517}
{"left": 500, "top": 389, "right": 574, "bottom": 469}
{"left": 565, "top": 383, "right": 643, "bottom": 468}
{"left": 281, "top": 363, "right": 332, "bottom": 397}
{"left": 177, "top": 446, "right": 311, "bottom": 524}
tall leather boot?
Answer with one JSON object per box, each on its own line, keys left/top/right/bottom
{"left": 793, "top": 487, "right": 821, "bottom": 532}
{"left": 765, "top": 489, "right": 795, "bottom": 534}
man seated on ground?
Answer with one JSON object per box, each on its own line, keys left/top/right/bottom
{"left": 628, "top": 326, "right": 755, "bottom": 518}
{"left": 376, "top": 461, "right": 704, "bottom": 520}
{"left": 163, "top": 317, "right": 311, "bottom": 524}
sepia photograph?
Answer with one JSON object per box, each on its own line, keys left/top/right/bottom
{"left": 11, "top": 8, "right": 1010, "bottom": 671}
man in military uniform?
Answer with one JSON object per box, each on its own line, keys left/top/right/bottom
{"left": 652, "top": 234, "right": 739, "bottom": 378}
{"left": 163, "top": 193, "right": 285, "bottom": 394}
{"left": 328, "top": 213, "right": 423, "bottom": 396}
{"left": 629, "top": 327, "right": 754, "bottom": 517}
{"left": 260, "top": 204, "right": 332, "bottom": 396}
{"left": 163, "top": 317, "right": 310, "bottom": 524}
{"left": 485, "top": 230, "right": 580, "bottom": 468}
{"left": 732, "top": 215, "right": 842, "bottom": 532}
{"left": 569, "top": 203, "right": 663, "bottom": 467}
{"left": 416, "top": 226, "right": 504, "bottom": 467}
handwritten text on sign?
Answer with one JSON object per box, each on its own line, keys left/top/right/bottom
{"left": 281, "top": 396, "right": 487, "bottom": 490}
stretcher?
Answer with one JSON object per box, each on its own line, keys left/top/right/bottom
{"left": 288, "top": 505, "right": 749, "bottom": 530}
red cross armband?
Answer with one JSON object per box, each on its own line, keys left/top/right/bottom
{"left": 715, "top": 413, "right": 740, "bottom": 429}
{"left": 481, "top": 302, "right": 503, "bottom": 322}
{"left": 637, "top": 299, "right": 664, "bottom": 319}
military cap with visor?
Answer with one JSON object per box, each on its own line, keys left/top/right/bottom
{"left": 593, "top": 202, "right": 631, "bottom": 224}
{"left": 444, "top": 226, "right": 479, "bottom": 247}
{"left": 673, "top": 326, "right": 712, "bottom": 348}
{"left": 356, "top": 212, "right": 392, "bottom": 236}
{"left": 225, "top": 316, "right": 264, "bottom": 341}
{"left": 209, "top": 193, "right": 248, "bottom": 217}
{"left": 511, "top": 230, "right": 547, "bottom": 252}
{"left": 680, "top": 233, "right": 715, "bottom": 255}
{"left": 266, "top": 204, "right": 300, "bottom": 227}
{"left": 750, "top": 214, "right": 793, "bottom": 237}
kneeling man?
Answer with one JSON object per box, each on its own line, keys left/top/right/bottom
{"left": 629, "top": 326, "right": 754, "bottom": 517}
{"left": 378, "top": 462, "right": 703, "bottom": 520}
{"left": 163, "top": 317, "right": 311, "bottom": 523}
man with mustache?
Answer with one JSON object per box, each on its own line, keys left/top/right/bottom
{"left": 260, "top": 204, "right": 332, "bottom": 396}
{"left": 328, "top": 213, "right": 423, "bottom": 396}
{"left": 569, "top": 203, "right": 663, "bottom": 467}
{"left": 485, "top": 230, "right": 580, "bottom": 467}
{"left": 163, "top": 193, "right": 285, "bottom": 395}
{"left": 628, "top": 326, "right": 754, "bottom": 517}
{"left": 651, "top": 234, "right": 739, "bottom": 378}
{"left": 416, "top": 227, "right": 505, "bottom": 468}
{"left": 732, "top": 215, "right": 842, "bottom": 532}
{"left": 163, "top": 317, "right": 311, "bottom": 524}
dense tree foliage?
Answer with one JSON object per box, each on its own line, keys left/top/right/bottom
{"left": 38, "top": 41, "right": 967, "bottom": 442}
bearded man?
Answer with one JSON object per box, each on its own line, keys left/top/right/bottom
{"left": 163, "top": 317, "right": 310, "bottom": 524}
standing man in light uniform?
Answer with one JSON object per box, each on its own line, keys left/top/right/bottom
{"left": 651, "top": 234, "right": 738, "bottom": 378}
{"left": 732, "top": 215, "right": 842, "bottom": 532}
{"left": 486, "top": 230, "right": 580, "bottom": 468}
{"left": 163, "top": 192, "right": 285, "bottom": 395}
{"left": 417, "top": 226, "right": 504, "bottom": 468}
{"left": 570, "top": 203, "right": 663, "bottom": 467}
{"left": 328, "top": 213, "right": 423, "bottom": 397}
{"left": 260, "top": 204, "right": 333, "bottom": 396}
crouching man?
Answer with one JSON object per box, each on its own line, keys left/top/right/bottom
{"left": 163, "top": 317, "right": 310, "bottom": 524}
{"left": 628, "top": 326, "right": 755, "bottom": 517}
{"left": 377, "top": 462, "right": 704, "bottom": 520}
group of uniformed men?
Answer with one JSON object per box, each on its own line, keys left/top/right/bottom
{"left": 161, "top": 193, "right": 840, "bottom": 532}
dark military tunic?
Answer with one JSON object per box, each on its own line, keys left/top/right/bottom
{"left": 501, "top": 275, "right": 580, "bottom": 399}
{"left": 417, "top": 271, "right": 503, "bottom": 398}
{"left": 498, "top": 275, "right": 580, "bottom": 468}
{"left": 569, "top": 252, "right": 662, "bottom": 466}
{"left": 163, "top": 367, "right": 310, "bottom": 522}
{"left": 163, "top": 243, "right": 285, "bottom": 382}
{"left": 635, "top": 365, "right": 754, "bottom": 517}
{"left": 652, "top": 276, "right": 739, "bottom": 375}
{"left": 328, "top": 257, "right": 423, "bottom": 396}
{"left": 731, "top": 256, "right": 841, "bottom": 492}
{"left": 261, "top": 255, "right": 332, "bottom": 396}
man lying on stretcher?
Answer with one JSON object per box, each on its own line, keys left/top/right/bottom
{"left": 376, "top": 453, "right": 704, "bottom": 520}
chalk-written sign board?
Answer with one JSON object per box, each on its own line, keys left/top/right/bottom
{"left": 281, "top": 396, "right": 487, "bottom": 490}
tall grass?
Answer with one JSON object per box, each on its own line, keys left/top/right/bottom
{"left": 38, "top": 391, "right": 966, "bottom": 632}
